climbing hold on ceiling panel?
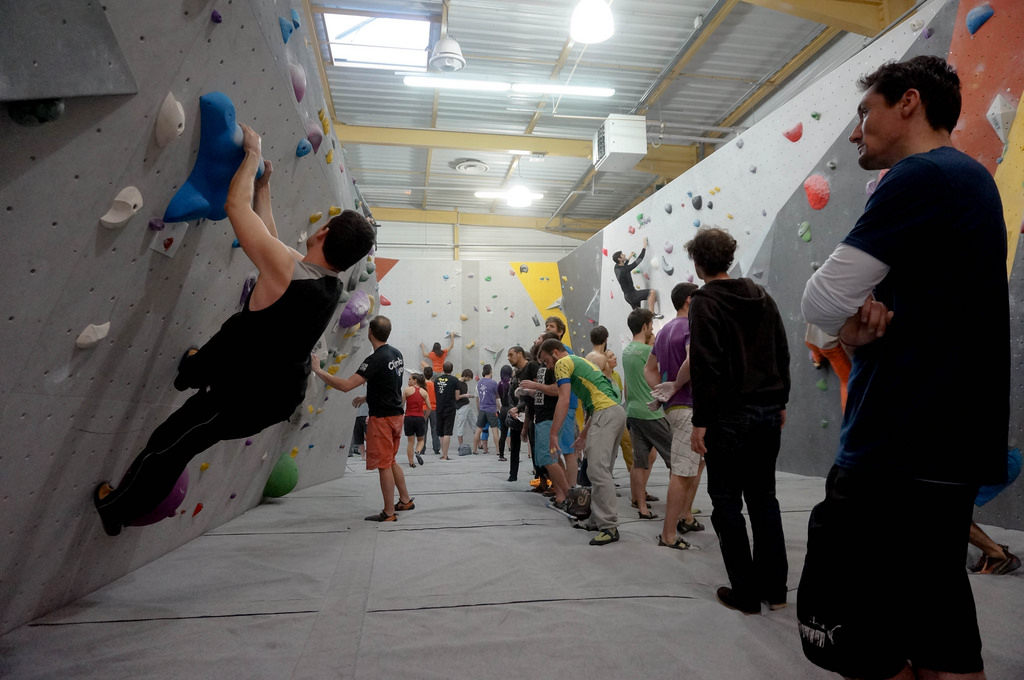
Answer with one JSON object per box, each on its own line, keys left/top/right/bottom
{"left": 129, "top": 470, "right": 189, "bottom": 526}
{"left": 804, "top": 175, "right": 830, "bottom": 210}
{"left": 810, "top": 111, "right": 821, "bottom": 121}
{"left": 325, "top": 150, "right": 334, "bottom": 164}
{"left": 783, "top": 122, "right": 803, "bottom": 142}
{"left": 798, "top": 221, "right": 812, "bottom": 242}
{"left": 520, "top": 264, "right": 529, "bottom": 273}
{"left": 291, "top": 8, "right": 301, "bottom": 28}
{"left": 664, "top": 203, "right": 672, "bottom": 214}
{"left": 664, "top": 242, "right": 673, "bottom": 253}
{"left": 155, "top": 92, "right": 185, "bottom": 147}
{"left": 100, "top": 186, "right": 143, "bottom": 228}
{"left": 965, "top": 3, "right": 994, "bottom": 35}
{"left": 279, "top": 16, "right": 294, "bottom": 43}
{"left": 75, "top": 322, "right": 110, "bottom": 349}
{"left": 163, "top": 92, "right": 264, "bottom": 223}
{"left": 263, "top": 453, "right": 298, "bottom": 497}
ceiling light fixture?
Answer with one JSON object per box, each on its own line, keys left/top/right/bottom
{"left": 570, "top": 0, "right": 614, "bottom": 44}
{"left": 403, "top": 75, "right": 511, "bottom": 92}
{"left": 511, "top": 83, "right": 614, "bottom": 97}
{"left": 428, "top": 35, "right": 466, "bottom": 72}
{"left": 474, "top": 186, "right": 544, "bottom": 207}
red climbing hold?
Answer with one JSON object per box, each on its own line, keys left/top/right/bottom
{"left": 783, "top": 122, "right": 803, "bottom": 143}
{"left": 192, "top": 502, "right": 204, "bottom": 517}
{"left": 602, "top": 248, "right": 608, "bottom": 256}
{"left": 163, "top": 237, "right": 174, "bottom": 251}
{"left": 380, "top": 295, "right": 392, "bottom": 306}
{"left": 804, "top": 175, "right": 830, "bottom": 210}
{"left": 628, "top": 226, "right": 636, "bottom": 234}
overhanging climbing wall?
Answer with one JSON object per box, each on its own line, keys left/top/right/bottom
{"left": 557, "top": 0, "right": 1024, "bottom": 529}
{"left": 0, "top": 0, "right": 371, "bottom": 635}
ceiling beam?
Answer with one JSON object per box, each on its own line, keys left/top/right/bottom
{"left": 740, "top": 0, "right": 916, "bottom": 36}
{"left": 720, "top": 26, "right": 842, "bottom": 127}
{"left": 369, "top": 207, "right": 603, "bottom": 236}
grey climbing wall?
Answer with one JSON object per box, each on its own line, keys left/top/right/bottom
{"left": 0, "top": 0, "right": 367, "bottom": 635}
{"left": 558, "top": 232, "right": 606, "bottom": 355}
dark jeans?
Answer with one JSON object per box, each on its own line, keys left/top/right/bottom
{"left": 97, "top": 388, "right": 294, "bottom": 531}
{"left": 498, "top": 407, "right": 510, "bottom": 455}
{"left": 507, "top": 418, "right": 521, "bottom": 480}
{"left": 426, "top": 410, "right": 440, "bottom": 453}
{"left": 704, "top": 404, "right": 788, "bottom": 606}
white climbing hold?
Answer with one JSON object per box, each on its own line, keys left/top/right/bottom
{"left": 76, "top": 322, "right": 110, "bottom": 348}
{"left": 100, "top": 186, "right": 143, "bottom": 228}
{"left": 546, "top": 297, "right": 562, "bottom": 310}
{"left": 155, "top": 92, "right": 185, "bottom": 147}
{"left": 987, "top": 94, "right": 1016, "bottom": 145}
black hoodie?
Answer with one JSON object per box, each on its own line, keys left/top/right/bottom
{"left": 688, "top": 278, "right": 790, "bottom": 427}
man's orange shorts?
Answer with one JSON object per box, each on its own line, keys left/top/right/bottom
{"left": 366, "top": 414, "right": 403, "bottom": 471}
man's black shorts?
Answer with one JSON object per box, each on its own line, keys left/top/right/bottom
{"left": 436, "top": 408, "right": 455, "bottom": 436}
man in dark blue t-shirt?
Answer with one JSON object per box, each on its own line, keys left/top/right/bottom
{"left": 799, "top": 56, "right": 1008, "bottom": 680}
{"left": 312, "top": 316, "right": 414, "bottom": 522}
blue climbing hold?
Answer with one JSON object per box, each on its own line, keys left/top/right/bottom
{"left": 965, "top": 3, "right": 994, "bottom": 35}
{"left": 291, "top": 9, "right": 301, "bottom": 28}
{"left": 163, "top": 92, "right": 264, "bottom": 223}
{"left": 297, "top": 138, "right": 312, "bottom": 157}
{"left": 279, "top": 17, "right": 294, "bottom": 43}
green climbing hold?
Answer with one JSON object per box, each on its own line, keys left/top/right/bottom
{"left": 359, "top": 271, "right": 370, "bottom": 282}
{"left": 820, "top": 419, "right": 829, "bottom": 428}
{"left": 491, "top": 294, "right": 497, "bottom": 298}
{"left": 263, "top": 453, "right": 299, "bottom": 498}
{"left": 811, "top": 111, "right": 821, "bottom": 121}
{"left": 503, "top": 324, "right": 509, "bottom": 329}
{"left": 816, "top": 378, "right": 828, "bottom": 391}
{"left": 366, "top": 261, "right": 376, "bottom": 274}
{"left": 484, "top": 276, "right": 492, "bottom": 281}
{"left": 799, "top": 221, "right": 812, "bottom": 242}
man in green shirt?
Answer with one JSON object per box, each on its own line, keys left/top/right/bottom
{"left": 622, "top": 309, "right": 674, "bottom": 523}
{"left": 539, "top": 338, "right": 626, "bottom": 546}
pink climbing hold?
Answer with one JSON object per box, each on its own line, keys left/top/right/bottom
{"left": 783, "top": 122, "right": 803, "bottom": 143}
{"left": 290, "top": 63, "right": 306, "bottom": 103}
{"left": 804, "top": 175, "right": 830, "bottom": 210}
{"left": 628, "top": 226, "right": 636, "bottom": 234}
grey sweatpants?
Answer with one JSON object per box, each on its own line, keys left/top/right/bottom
{"left": 584, "top": 404, "right": 627, "bottom": 530}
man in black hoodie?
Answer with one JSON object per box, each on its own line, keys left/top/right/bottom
{"left": 685, "top": 227, "right": 790, "bottom": 615}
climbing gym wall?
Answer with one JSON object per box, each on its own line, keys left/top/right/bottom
{"left": 371, "top": 258, "right": 566, "bottom": 375}
{"left": 557, "top": 0, "right": 1024, "bottom": 529}
{"left": 0, "top": 0, "right": 372, "bottom": 635}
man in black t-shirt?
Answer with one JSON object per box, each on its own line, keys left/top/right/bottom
{"left": 433, "top": 362, "right": 461, "bottom": 460}
{"left": 312, "top": 316, "right": 413, "bottom": 521}
{"left": 612, "top": 236, "right": 660, "bottom": 317}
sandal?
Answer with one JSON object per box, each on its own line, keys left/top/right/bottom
{"left": 638, "top": 511, "right": 659, "bottom": 520}
{"left": 657, "top": 534, "right": 690, "bottom": 550}
{"left": 677, "top": 517, "right": 705, "bottom": 533}
{"left": 645, "top": 493, "right": 660, "bottom": 502}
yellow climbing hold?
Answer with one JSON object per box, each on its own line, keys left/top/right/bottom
{"left": 200, "top": 462, "right": 210, "bottom": 472}
{"left": 408, "top": 299, "right": 414, "bottom": 304}
{"left": 561, "top": 276, "right": 568, "bottom": 282}
{"left": 465, "top": 340, "right": 475, "bottom": 349}
{"left": 336, "top": 353, "right": 348, "bottom": 360}
{"left": 329, "top": 205, "right": 341, "bottom": 216}
{"left": 460, "top": 313, "right": 468, "bottom": 321}
{"left": 309, "top": 212, "right": 322, "bottom": 223}
{"left": 327, "top": 365, "right": 340, "bottom": 375}
{"left": 318, "top": 108, "right": 326, "bottom": 121}
{"left": 316, "top": 408, "right": 323, "bottom": 414}
{"left": 307, "top": 405, "right": 314, "bottom": 414}
{"left": 290, "top": 447, "right": 299, "bottom": 458}
{"left": 727, "top": 214, "right": 734, "bottom": 219}
{"left": 325, "top": 149, "right": 334, "bottom": 164}
{"left": 333, "top": 355, "right": 343, "bottom": 364}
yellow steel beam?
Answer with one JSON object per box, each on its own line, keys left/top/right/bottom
{"left": 369, "top": 207, "right": 603, "bottom": 235}
{"left": 636, "top": 0, "right": 741, "bottom": 115}
{"left": 721, "top": 26, "right": 842, "bottom": 127}
{"left": 740, "top": 0, "right": 915, "bottom": 36}
{"left": 302, "top": 0, "right": 339, "bottom": 125}
{"left": 337, "top": 124, "right": 593, "bottom": 157}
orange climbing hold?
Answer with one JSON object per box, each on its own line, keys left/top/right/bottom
{"left": 804, "top": 175, "right": 830, "bottom": 210}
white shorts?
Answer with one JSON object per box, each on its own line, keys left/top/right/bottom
{"left": 665, "top": 406, "right": 701, "bottom": 477}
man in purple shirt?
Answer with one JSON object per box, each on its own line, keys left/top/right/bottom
{"left": 645, "top": 282, "right": 704, "bottom": 550}
{"left": 473, "top": 364, "right": 501, "bottom": 453}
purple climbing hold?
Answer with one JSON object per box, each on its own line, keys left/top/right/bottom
{"left": 245, "top": 439, "right": 253, "bottom": 446}
{"left": 965, "top": 3, "right": 994, "bottom": 35}
{"left": 301, "top": 423, "right": 310, "bottom": 430}
{"left": 290, "top": 62, "right": 306, "bottom": 103}
{"left": 664, "top": 241, "right": 673, "bottom": 254}
{"left": 148, "top": 218, "right": 165, "bottom": 231}
{"left": 306, "top": 120, "right": 323, "bottom": 153}
{"left": 239, "top": 273, "right": 256, "bottom": 307}
{"left": 211, "top": 10, "right": 223, "bottom": 23}
{"left": 129, "top": 469, "right": 189, "bottom": 526}
{"left": 923, "top": 27, "right": 933, "bottom": 38}
{"left": 339, "top": 289, "right": 371, "bottom": 327}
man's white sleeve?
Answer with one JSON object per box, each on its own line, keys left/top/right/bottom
{"left": 801, "top": 243, "right": 890, "bottom": 336}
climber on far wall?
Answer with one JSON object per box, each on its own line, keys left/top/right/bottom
{"left": 93, "top": 124, "right": 376, "bottom": 537}
{"left": 612, "top": 236, "right": 662, "bottom": 319}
